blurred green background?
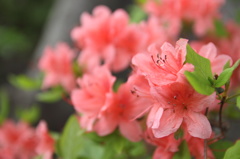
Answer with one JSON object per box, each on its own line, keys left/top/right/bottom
{"left": 0, "top": 0, "right": 55, "bottom": 84}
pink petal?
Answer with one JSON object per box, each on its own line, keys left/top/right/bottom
{"left": 198, "top": 42, "right": 217, "bottom": 60}
{"left": 152, "top": 109, "right": 183, "bottom": 138}
{"left": 184, "top": 111, "right": 212, "bottom": 139}
{"left": 147, "top": 106, "right": 164, "bottom": 129}
{"left": 119, "top": 120, "right": 142, "bottom": 142}
{"left": 94, "top": 113, "right": 118, "bottom": 136}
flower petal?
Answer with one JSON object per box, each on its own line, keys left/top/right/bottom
{"left": 119, "top": 120, "right": 142, "bottom": 142}
{"left": 184, "top": 111, "right": 212, "bottom": 139}
{"left": 152, "top": 109, "right": 183, "bottom": 138}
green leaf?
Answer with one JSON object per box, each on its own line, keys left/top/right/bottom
{"left": 209, "top": 140, "right": 233, "bottom": 159}
{"left": 174, "top": 128, "right": 184, "bottom": 140}
{"left": 36, "top": 87, "right": 63, "bottom": 103}
{"left": 0, "top": 90, "right": 9, "bottom": 124}
{"left": 185, "top": 44, "right": 214, "bottom": 95}
{"left": 15, "top": 105, "right": 40, "bottom": 124}
{"left": 134, "top": 0, "right": 147, "bottom": 5}
{"left": 58, "top": 115, "right": 104, "bottom": 159}
{"left": 223, "top": 103, "right": 240, "bottom": 119}
{"left": 113, "top": 80, "right": 124, "bottom": 92}
{"left": 237, "top": 96, "right": 240, "bottom": 109}
{"left": 223, "top": 60, "right": 231, "bottom": 70}
{"left": 224, "top": 140, "right": 240, "bottom": 159}
{"left": 73, "top": 61, "right": 83, "bottom": 77}
{"left": 173, "top": 140, "right": 191, "bottom": 159}
{"left": 215, "top": 60, "right": 240, "bottom": 87}
{"left": 128, "top": 5, "right": 147, "bottom": 23}
{"left": 9, "top": 74, "right": 41, "bottom": 91}
{"left": 214, "top": 19, "right": 229, "bottom": 37}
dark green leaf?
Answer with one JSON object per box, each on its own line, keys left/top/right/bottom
{"left": 0, "top": 90, "right": 9, "bottom": 124}
{"left": 237, "top": 96, "right": 240, "bottom": 109}
{"left": 224, "top": 140, "right": 240, "bottom": 159}
{"left": 185, "top": 44, "right": 214, "bottom": 95}
{"left": 209, "top": 140, "right": 233, "bottom": 159}
{"left": 174, "top": 128, "right": 184, "bottom": 140}
{"left": 214, "top": 20, "right": 229, "bottom": 37}
{"left": 223, "top": 103, "right": 240, "bottom": 119}
{"left": 173, "top": 140, "right": 191, "bottom": 159}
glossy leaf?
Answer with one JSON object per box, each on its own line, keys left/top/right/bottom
{"left": 215, "top": 60, "right": 240, "bottom": 87}
{"left": 58, "top": 115, "right": 104, "bottom": 159}
{"left": 224, "top": 140, "right": 240, "bottom": 159}
{"left": 184, "top": 44, "right": 214, "bottom": 95}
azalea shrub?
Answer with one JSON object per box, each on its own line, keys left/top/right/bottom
{"left": 2, "top": 0, "right": 240, "bottom": 158}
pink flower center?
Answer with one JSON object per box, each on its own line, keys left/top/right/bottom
{"left": 151, "top": 54, "right": 178, "bottom": 75}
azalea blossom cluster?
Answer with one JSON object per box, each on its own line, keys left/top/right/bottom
{"left": 0, "top": 120, "right": 54, "bottom": 159}
{"left": 36, "top": 0, "right": 240, "bottom": 158}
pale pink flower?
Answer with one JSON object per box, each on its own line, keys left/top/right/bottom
{"left": 144, "top": 0, "right": 225, "bottom": 36}
{"left": 132, "top": 39, "right": 192, "bottom": 86}
{"left": 71, "top": 65, "right": 116, "bottom": 134}
{"left": 35, "top": 121, "right": 55, "bottom": 159}
{"left": 148, "top": 82, "right": 215, "bottom": 139}
{"left": 38, "top": 43, "right": 75, "bottom": 92}
{"left": 71, "top": 5, "right": 147, "bottom": 72}
{"left": 144, "top": 128, "right": 181, "bottom": 159}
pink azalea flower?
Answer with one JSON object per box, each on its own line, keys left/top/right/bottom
{"left": 38, "top": 43, "right": 75, "bottom": 92}
{"left": 132, "top": 38, "right": 192, "bottom": 86}
{"left": 0, "top": 120, "right": 55, "bottom": 159}
{"left": 71, "top": 65, "right": 116, "bottom": 134}
{"left": 72, "top": 66, "right": 152, "bottom": 141}
{"left": 148, "top": 82, "right": 215, "bottom": 139}
{"left": 144, "top": 0, "right": 225, "bottom": 36}
{"left": 144, "top": 128, "right": 181, "bottom": 159}
{"left": 0, "top": 120, "right": 37, "bottom": 159}
{"left": 35, "top": 121, "right": 55, "bottom": 159}
{"left": 110, "top": 77, "right": 152, "bottom": 141}
{"left": 71, "top": 5, "right": 147, "bottom": 72}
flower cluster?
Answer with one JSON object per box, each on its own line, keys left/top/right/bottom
{"left": 37, "top": 0, "right": 240, "bottom": 158}
{"left": 0, "top": 120, "right": 54, "bottom": 159}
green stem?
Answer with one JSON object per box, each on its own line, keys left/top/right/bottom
{"left": 225, "top": 93, "right": 240, "bottom": 103}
